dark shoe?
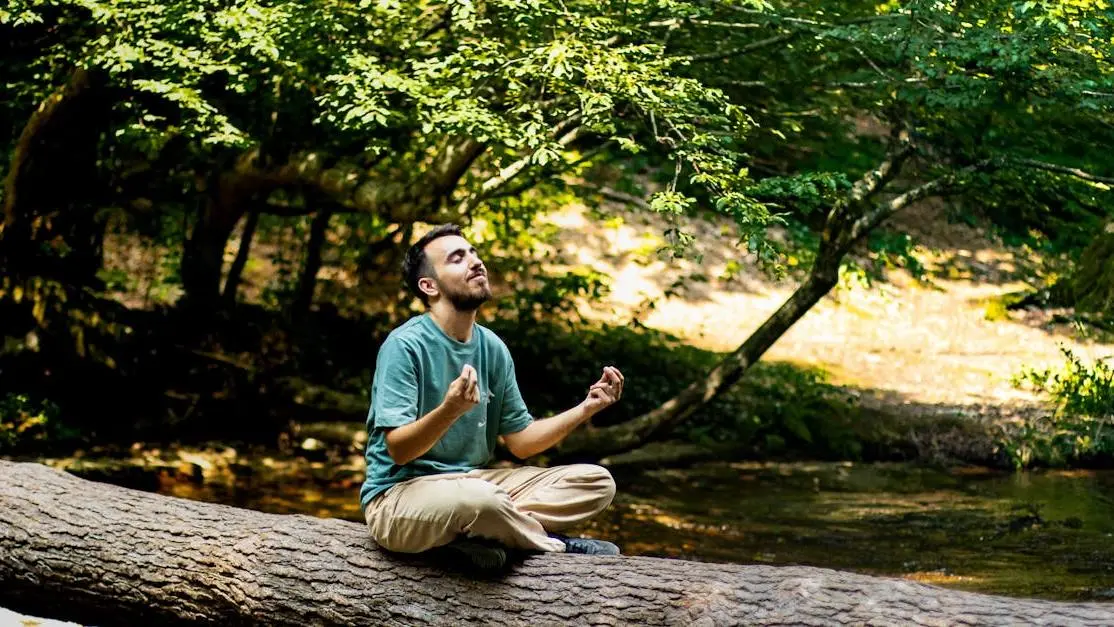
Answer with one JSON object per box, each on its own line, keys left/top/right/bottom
{"left": 434, "top": 538, "right": 508, "bottom": 571}
{"left": 549, "top": 533, "right": 621, "bottom": 555}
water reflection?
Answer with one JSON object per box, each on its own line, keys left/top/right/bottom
{"left": 574, "top": 462, "right": 1114, "bottom": 601}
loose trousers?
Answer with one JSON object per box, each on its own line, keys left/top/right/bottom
{"left": 364, "top": 464, "right": 616, "bottom": 553}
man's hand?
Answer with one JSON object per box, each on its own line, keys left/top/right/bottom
{"left": 442, "top": 364, "right": 480, "bottom": 416}
{"left": 386, "top": 364, "right": 480, "bottom": 465}
{"left": 502, "top": 365, "right": 626, "bottom": 459}
{"left": 581, "top": 366, "right": 624, "bottom": 416}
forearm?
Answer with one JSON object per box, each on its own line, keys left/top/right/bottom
{"left": 505, "top": 403, "right": 594, "bottom": 459}
{"left": 384, "top": 404, "right": 461, "bottom": 465}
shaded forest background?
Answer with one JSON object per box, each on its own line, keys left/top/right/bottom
{"left": 2, "top": 0, "right": 1113, "bottom": 468}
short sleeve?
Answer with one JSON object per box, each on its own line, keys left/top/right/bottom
{"left": 497, "top": 348, "right": 533, "bottom": 435}
{"left": 371, "top": 337, "right": 420, "bottom": 430}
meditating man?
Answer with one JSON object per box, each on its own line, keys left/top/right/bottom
{"left": 360, "top": 224, "right": 624, "bottom": 569}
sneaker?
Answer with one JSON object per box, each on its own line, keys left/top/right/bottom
{"left": 548, "top": 533, "right": 621, "bottom": 556}
{"left": 434, "top": 538, "right": 508, "bottom": 571}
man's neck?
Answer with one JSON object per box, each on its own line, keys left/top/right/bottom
{"left": 428, "top": 302, "right": 477, "bottom": 342}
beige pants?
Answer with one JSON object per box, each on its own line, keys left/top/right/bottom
{"left": 364, "top": 464, "right": 616, "bottom": 553}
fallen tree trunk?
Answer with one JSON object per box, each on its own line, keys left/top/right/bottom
{"left": 1, "top": 461, "right": 1112, "bottom": 626}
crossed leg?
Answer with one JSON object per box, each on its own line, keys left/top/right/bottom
{"left": 365, "top": 464, "right": 616, "bottom": 553}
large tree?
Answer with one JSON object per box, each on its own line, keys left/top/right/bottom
{"left": 556, "top": 0, "right": 1114, "bottom": 459}
{"left": 1, "top": 0, "right": 768, "bottom": 310}
{"left": 2, "top": 0, "right": 1112, "bottom": 452}
{"left": 0, "top": 0, "right": 767, "bottom": 435}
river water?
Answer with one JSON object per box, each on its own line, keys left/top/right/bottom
{"left": 41, "top": 453, "right": 1114, "bottom": 602}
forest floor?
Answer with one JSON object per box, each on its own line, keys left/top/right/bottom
{"left": 539, "top": 197, "right": 1114, "bottom": 439}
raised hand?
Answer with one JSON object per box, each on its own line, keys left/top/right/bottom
{"left": 582, "top": 366, "right": 624, "bottom": 415}
{"left": 442, "top": 364, "right": 480, "bottom": 416}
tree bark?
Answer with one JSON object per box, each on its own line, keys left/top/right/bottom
{"left": 291, "top": 209, "right": 333, "bottom": 318}
{"left": 1070, "top": 220, "right": 1114, "bottom": 314}
{"left": 0, "top": 68, "right": 110, "bottom": 286}
{"left": 557, "top": 270, "right": 838, "bottom": 461}
{"left": 558, "top": 150, "right": 995, "bottom": 462}
{"left": 557, "top": 142, "right": 917, "bottom": 461}
{"left": 222, "top": 209, "right": 261, "bottom": 305}
{"left": 2, "top": 461, "right": 1112, "bottom": 627}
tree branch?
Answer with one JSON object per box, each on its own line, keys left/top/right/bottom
{"left": 723, "top": 7, "right": 909, "bottom": 29}
{"left": 591, "top": 185, "right": 651, "bottom": 210}
{"left": 2, "top": 68, "right": 97, "bottom": 230}
{"left": 483, "top": 141, "right": 616, "bottom": 204}
{"left": 824, "top": 130, "right": 915, "bottom": 237}
{"left": 646, "top": 19, "right": 761, "bottom": 30}
{"left": 454, "top": 117, "right": 583, "bottom": 214}
{"left": 846, "top": 160, "right": 994, "bottom": 245}
{"left": 673, "top": 12, "right": 908, "bottom": 63}
{"left": 1011, "top": 158, "right": 1114, "bottom": 185}
{"left": 224, "top": 142, "right": 483, "bottom": 224}
{"left": 675, "top": 32, "right": 798, "bottom": 63}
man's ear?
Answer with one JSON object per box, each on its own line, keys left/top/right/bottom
{"left": 418, "top": 276, "right": 439, "bottom": 300}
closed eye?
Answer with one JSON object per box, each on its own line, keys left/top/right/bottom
{"left": 446, "top": 246, "right": 477, "bottom": 264}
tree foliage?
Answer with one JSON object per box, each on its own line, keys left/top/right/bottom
{"left": 2, "top": 0, "right": 1113, "bottom": 452}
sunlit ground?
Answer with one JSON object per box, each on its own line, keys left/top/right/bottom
{"left": 101, "top": 198, "right": 1114, "bottom": 431}
{"left": 538, "top": 201, "right": 1114, "bottom": 425}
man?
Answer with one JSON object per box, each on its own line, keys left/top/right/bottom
{"left": 360, "top": 224, "right": 625, "bottom": 570}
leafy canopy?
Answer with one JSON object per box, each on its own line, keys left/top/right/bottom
{"left": 2, "top": 0, "right": 775, "bottom": 256}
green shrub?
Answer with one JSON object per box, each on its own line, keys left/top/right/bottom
{"left": 488, "top": 315, "right": 863, "bottom": 459}
{"left": 1005, "top": 348, "right": 1114, "bottom": 467}
{"left": 0, "top": 393, "right": 71, "bottom": 452}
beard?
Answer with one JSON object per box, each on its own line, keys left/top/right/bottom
{"left": 442, "top": 279, "right": 492, "bottom": 312}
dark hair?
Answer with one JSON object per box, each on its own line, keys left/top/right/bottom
{"left": 401, "top": 223, "right": 464, "bottom": 306}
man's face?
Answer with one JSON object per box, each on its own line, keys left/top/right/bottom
{"left": 421, "top": 235, "right": 491, "bottom": 311}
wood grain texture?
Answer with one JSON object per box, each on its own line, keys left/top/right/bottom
{"left": 2, "top": 460, "right": 1112, "bottom": 626}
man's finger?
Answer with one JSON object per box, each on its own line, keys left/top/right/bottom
{"left": 606, "top": 367, "right": 623, "bottom": 387}
{"left": 590, "top": 384, "right": 614, "bottom": 403}
{"left": 606, "top": 369, "right": 623, "bottom": 400}
{"left": 604, "top": 367, "right": 621, "bottom": 387}
{"left": 608, "top": 367, "right": 623, "bottom": 398}
{"left": 608, "top": 366, "right": 625, "bottom": 386}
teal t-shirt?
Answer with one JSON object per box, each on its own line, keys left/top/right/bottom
{"left": 359, "top": 313, "right": 534, "bottom": 509}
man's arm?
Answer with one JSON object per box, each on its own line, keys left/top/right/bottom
{"left": 502, "top": 366, "right": 624, "bottom": 459}
{"left": 385, "top": 364, "right": 480, "bottom": 465}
